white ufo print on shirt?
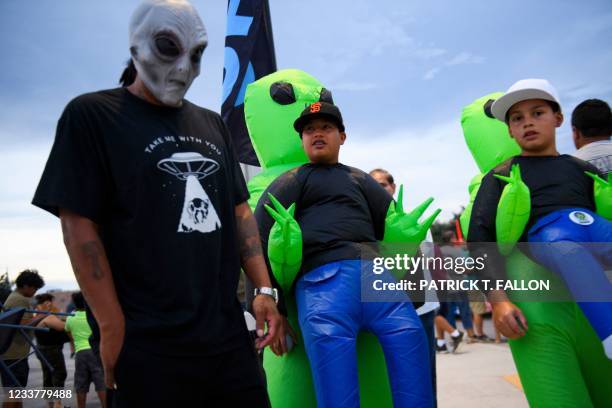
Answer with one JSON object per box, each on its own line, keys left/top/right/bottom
{"left": 158, "top": 152, "right": 222, "bottom": 234}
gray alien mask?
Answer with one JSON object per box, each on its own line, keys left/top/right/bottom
{"left": 129, "top": 0, "right": 208, "bottom": 107}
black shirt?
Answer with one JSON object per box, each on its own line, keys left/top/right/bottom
{"left": 35, "top": 327, "right": 70, "bottom": 347}
{"left": 254, "top": 163, "right": 392, "bottom": 297}
{"left": 468, "top": 154, "right": 600, "bottom": 282}
{"left": 32, "top": 88, "right": 249, "bottom": 356}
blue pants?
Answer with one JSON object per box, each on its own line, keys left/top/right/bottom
{"left": 444, "top": 291, "right": 473, "bottom": 331}
{"left": 528, "top": 208, "right": 612, "bottom": 359}
{"left": 296, "top": 260, "right": 433, "bottom": 408}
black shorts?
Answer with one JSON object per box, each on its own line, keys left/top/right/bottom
{"left": 0, "top": 359, "right": 29, "bottom": 388}
{"left": 114, "top": 337, "right": 270, "bottom": 407}
{"left": 74, "top": 349, "right": 105, "bottom": 393}
{"left": 437, "top": 302, "right": 449, "bottom": 317}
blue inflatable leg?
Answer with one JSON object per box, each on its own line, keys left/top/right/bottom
{"left": 529, "top": 209, "right": 612, "bottom": 359}
{"left": 364, "top": 300, "right": 433, "bottom": 408}
{"left": 296, "top": 261, "right": 361, "bottom": 408}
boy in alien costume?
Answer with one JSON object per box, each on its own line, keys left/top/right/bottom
{"left": 460, "top": 91, "right": 612, "bottom": 407}
{"left": 244, "top": 69, "right": 437, "bottom": 407}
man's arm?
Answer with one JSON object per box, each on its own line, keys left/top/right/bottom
{"left": 59, "top": 208, "right": 124, "bottom": 388}
{"left": 37, "top": 315, "right": 66, "bottom": 332}
{"left": 235, "top": 202, "right": 281, "bottom": 350}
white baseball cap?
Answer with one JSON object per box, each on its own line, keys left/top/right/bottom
{"left": 491, "top": 78, "right": 561, "bottom": 122}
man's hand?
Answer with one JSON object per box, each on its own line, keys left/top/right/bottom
{"left": 99, "top": 320, "right": 125, "bottom": 389}
{"left": 252, "top": 294, "right": 282, "bottom": 350}
{"left": 271, "top": 316, "right": 298, "bottom": 356}
{"left": 491, "top": 300, "right": 528, "bottom": 339}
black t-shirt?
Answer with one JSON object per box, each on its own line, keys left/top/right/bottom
{"left": 468, "top": 154, "right": 600, "bottom": 282}
{"left": 32, "top": 88, "right": 249, "bottom": 356}
{"left": 35, "top": 327, "right": 70, "bottom": 347}
{"left": 254, "top": 163, "right": 392, "bottom": 295}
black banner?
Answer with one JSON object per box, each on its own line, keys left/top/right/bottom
{"left": 221, "top": 0, "right": 276, "bottom": 166}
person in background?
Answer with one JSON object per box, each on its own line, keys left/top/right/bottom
{"left": 438, "top": 231, "right": 475, "bottom": 347}
{"left": 0, "top": 269, "right": 45, "bottom": 408}
{"left": 34, "top": 294, "right": 70, "bottom": 408}
{"left": 468, "top": 292, "right": 504, "bottom": 343}
{"left": 572, "top": 98, "right": 612, "bottom": 175}
{"left": 64, "top": 292, "right": 106, "bottom": 408}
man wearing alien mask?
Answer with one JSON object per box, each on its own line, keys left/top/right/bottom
{"left": 32, "top": 1, "right": 279, "bottom": 406}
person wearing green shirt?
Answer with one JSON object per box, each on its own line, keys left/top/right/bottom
{"left": 64, "top": 292, "right": 106, "bottom": 408}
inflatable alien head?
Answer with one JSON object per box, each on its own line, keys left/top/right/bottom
{"left": 461, "top": 92, "right": 521, "bottom": 174}
{"left": 244, "top": 69, "right": 331, "bottom": 170}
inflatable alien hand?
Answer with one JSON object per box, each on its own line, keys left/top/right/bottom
{"left": 383, "top": 185, "right": 441, "bottom": 250}
{"left": 265, "top": 193, "right": 303, "bottom": 293}
{"left": 494, "top": 164, "right": 531, "bottom": 255}
{"left": 586, "top": 172, "right": 612, "bottom": 220}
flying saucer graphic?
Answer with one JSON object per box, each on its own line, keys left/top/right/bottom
{"left": 157, "top": 152, "right": 220, "bottom": 180}
{"left": 157, "top": 152, "right": 221, "bottom": 234}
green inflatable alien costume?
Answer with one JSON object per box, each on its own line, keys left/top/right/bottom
{"left": 244, "top": 69, "right": 392, "bottom": 408}
{"left": 460, "top": 93, "right": 612, "bottom": 407}
{"left": 244, "top": 69, "right": 438, "bottom": 407}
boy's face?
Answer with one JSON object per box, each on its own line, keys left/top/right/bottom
{"left": 301, "top": 117, "right": 346, "bottom": 164}
{"left": 507, "top": 99, "right": 563, "bottom": 154}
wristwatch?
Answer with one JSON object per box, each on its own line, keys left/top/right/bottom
{"left": 254, "top": 287, "right": 279, "bottom": 304}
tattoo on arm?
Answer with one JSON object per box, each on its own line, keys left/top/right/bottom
{"left": 237, "top": 212, "right": 263, "bottom": 261}
{"left": 61, "top": 217, "right": 105, "bottom": 281}
{"left": 80, "top": 241, "right": 105, "bottom": 280}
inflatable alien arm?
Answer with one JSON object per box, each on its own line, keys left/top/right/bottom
{"left": 264, "top": 193, "right": 303, "bottom": 294}
{"left": 586, "top": 172, "right": 612, "bottom": 220}
{"left": 494, "top": 164, "right": 531, "bottom": 255}
{"left": 383, "top": 185, "right": 441, "bottom": 250}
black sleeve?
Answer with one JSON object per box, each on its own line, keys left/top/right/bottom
{"left": 253, "top": 169, "right": 303, "bottom": 316}
{"left": 467, "top": 169, "right": 507, "bottom": 290}
{"left": 360, "top": 172, "right": 393, "bottom": 240}
{"left": 32, "top": 96, "right": 112, "bottom": 223}
{"left": 217, "top": 116, "right": 250, "bottom": 205}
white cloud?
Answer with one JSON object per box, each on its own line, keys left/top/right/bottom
{"left": 423, "top": 67, "right": 442, "bottom": 80}
{"left": 422, "top": 51, "right": 485, "bottom": 81}
{"left": 413, "top": 48, "right": 448, "bottom": 60}
{"left": 0, "top": 215, "right": 72, "bottom": 286}
{"left": 446, "top": 51, "right": 485, "bottom": 66}
{"left": 341, "top": 120, "right": 479, "bottom": 222}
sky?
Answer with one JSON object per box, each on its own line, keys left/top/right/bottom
{"left": 1, "top": 0, "right": 611, "bottom": 289}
